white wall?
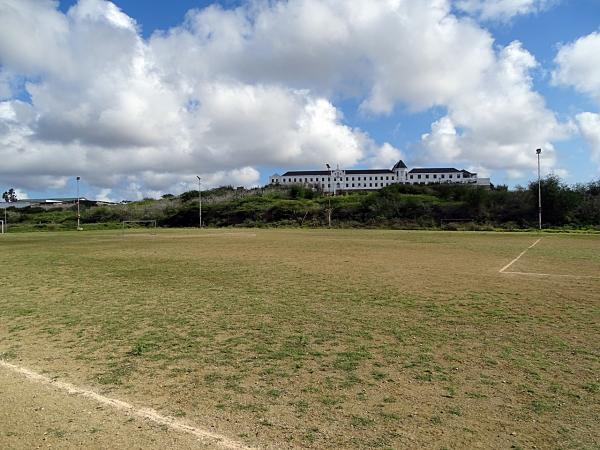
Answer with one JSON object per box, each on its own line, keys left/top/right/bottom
{"left": 270, "top": 169, "right": 480, "bottom": 190}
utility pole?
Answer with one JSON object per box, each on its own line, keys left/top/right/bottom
{"left": 325, "top": 163, "right": 332, "bottom": 227}
{"left": 76, "top": 176, "right": 81, "bottom": 230}
{"left": 536, "top": 148, "right": 542, "bottom": 230}
{"left": 196, "top": 176, "right": 202, "bottom": 228}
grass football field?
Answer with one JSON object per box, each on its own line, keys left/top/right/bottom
{"left": 0, "top": 229, "right": 599, "bottom": 449}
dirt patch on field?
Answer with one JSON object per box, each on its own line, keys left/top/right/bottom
{"left": 0, "top": 364, "right": 223, "bottom": 449}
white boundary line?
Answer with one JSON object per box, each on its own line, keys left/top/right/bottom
{"left": 499, "top": 237, "right": 599, "bottom": 279}
{"left": 0, "top": 360, "right": 255, "bottom": 450}
{"left": 499, "top": 238, "right": 542, "bottom": 273}
{"left": 502, "top": 270, "right": 600, "bottom": 279}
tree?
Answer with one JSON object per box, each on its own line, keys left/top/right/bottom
{"left": 528, "top": 175, "right": 582, "bottom": 226}
{"left": 2, "top": 188, "right": 17, "bottom": 202}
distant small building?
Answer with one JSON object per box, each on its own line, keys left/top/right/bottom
{"left": 268, "top": 160, "right": 490, "bottom": 193}
{"left": 0, "top": 197, "right": 117, "bottom": 209}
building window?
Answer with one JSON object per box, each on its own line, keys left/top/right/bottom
{"left": 418, "top": 175, "right": 422, "bottom": 179}
{"left": 410, "top": 175, "right": 414, "bottom": 179}
{"left": 449, "top": 174, "right": 453, "bottom": 178}
{"left": 386, "top": 176, "right": 389, "bottom": 180}
{"left": 425, "top": 174, "right": 429, "bottom": 179}
{"left": 433, "top": 174, "right": 437, "bottom": 179}
{"left": 457, "top": 174, "right": 461, "bottom": 178}
{"left": 369, "top": 183, "right": 372, "bottom": 187}
{"left": 441, "top": 174, "right": 445, "bottom": 179}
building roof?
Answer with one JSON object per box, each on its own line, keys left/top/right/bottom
{"left": 24, "top": 197, "right": 83, "bottom": 203}
{"left": 281, "top": 170, "right": 330, "bottom": 176}
{"left": 0, "top": 201, "right": 32, "bottom": 209}
{"left": 392, "top": 160, "right": 407, "bottom": 169}
{"left": 409, "top": 168, "right": 461, "bottom": 174}
{"left": 276, "top": 161, "right": 476, "bottom": 178}
{"left": 281, "top": 169, "right": 395, "bottom": 176}
{"left": 408, "top": 168, "right": 476, "bottom": 176}
{"left": 279, "top": 159, "right": 409, "bottom": 177}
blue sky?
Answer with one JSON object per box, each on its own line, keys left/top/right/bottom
{"left": 1, "top": 0, "right": 599, "bottom": 201}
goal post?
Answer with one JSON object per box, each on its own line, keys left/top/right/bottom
{"left": 440, "top": 218, "right": 474, "bottom": 226}
{"left": 122, "top": 220, "right": 157, "bottom": 233}
{"left": 0, "top": 220, "right": 4, "bottom": 234}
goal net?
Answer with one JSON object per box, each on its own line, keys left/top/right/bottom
{"left": 122, "top": 220, "right": 157, "bottom": 234}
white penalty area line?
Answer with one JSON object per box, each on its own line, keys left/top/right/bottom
{"left": 499, "top": 238, "right": 542, "bottom": 273}
{"left": 498, "top": 237, "right": 599, "bottom": 279}
{"left": 501, "top": 270, "right": 600, "bottom": 279}
{"left": 0, "top": 360, "right": 255, "bottom": 450}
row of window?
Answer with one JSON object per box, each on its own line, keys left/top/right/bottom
{"left": 274, "top": 175, "right": 398, "bottom": 184}
{"left": 410, "top": 173, "right": 461, "bottom": 180}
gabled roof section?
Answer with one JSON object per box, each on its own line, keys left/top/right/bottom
{"left": 392, "top": 160, "right": 407, "bottom": 170}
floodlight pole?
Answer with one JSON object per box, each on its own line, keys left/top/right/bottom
{"left": 4, "top": 208, "right": 6, "bottom": 233}
{"left": 536, "top": 148, "right": 542, "bottom": 230}
{"left": 76, "top": 176, "right": 81, "bottom": 230}
{"left": 196, "top": 176, "right": 202, "bottom": 228}
{"left": 325, "top": 163, "right": 332, "bottom": 227}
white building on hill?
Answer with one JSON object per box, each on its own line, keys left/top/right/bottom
{"left": 268, "top": 160, "right": 490, "bottom": 193}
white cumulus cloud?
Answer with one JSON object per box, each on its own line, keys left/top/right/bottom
{"left": 553, "top": 31, "right": 600, "bottom": 170}
{"left": 576, "top": 112, "right": 600, "bottom": 168}
{"left": 0, "top": 0, "right": 571, "bottom": 197}
{"left": 0, "top": 0, "right": 398, "bottom": 197}
{"left": 420, "top": 41, "right": 568, "bottom": 175}
{"left": 455, "top": 0, "right": 557, "bottom": 22}
{"left": 553, "top": 31, "right": 600, "bottom": 105}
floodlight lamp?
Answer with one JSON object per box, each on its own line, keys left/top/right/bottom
{"left": 196, "top": 175, "right": 201, "bottom": 180}
{"left": 76, "top": 176, "right": 81, "bottom": 180}
{"left": 325, "top": 163, "right": 331, "bottom": 169}
{"left": 536, "top": 148, "right": 542, "bottom": 155}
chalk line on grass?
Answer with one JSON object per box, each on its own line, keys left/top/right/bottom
{"left": 502, "top": 270, "right": 600, "bottom": 279}
{"left": 498, "top": 238, "right": 599, "bottom": 279}
{"left": 0, "top": 360, "right": 255, "bottom": 450}
{"left": 499, "top": 238, "right": 542, "bottom": 273}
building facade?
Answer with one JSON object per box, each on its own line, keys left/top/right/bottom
{"left": 268, "top": 160, "right": 490, "bottom": 193}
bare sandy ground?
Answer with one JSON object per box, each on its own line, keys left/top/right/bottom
{"left": 0, "top": 365, "right": 224, "bottom": 449}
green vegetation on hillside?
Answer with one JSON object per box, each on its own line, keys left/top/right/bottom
{"left": 3, "top": 176, "right": 600, "bottom": 231}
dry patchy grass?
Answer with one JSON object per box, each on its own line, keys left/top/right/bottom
{"left": 0, "top": 229, "right": 599, "bottom": 449}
